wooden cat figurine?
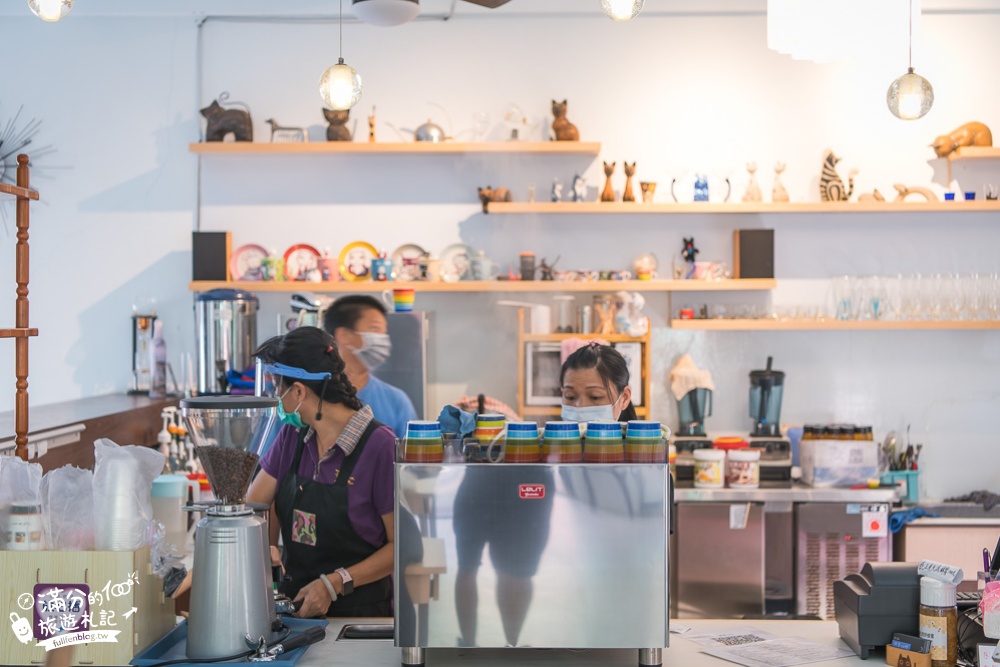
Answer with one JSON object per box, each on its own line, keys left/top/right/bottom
{"left": 551, "top": 99, "right": 579, "bottom": 141}
{"left": 819, "top": 150, "right": 857, "bottom": 202}
{"left": 201, "top": 98, "right": 253, "bottom": 142}
{"left": 772, "top": 162, "right": 789, "bottom": 202}
{"left": 623, "top": 162, "right": 636, "bottom": 202}
{"left": 601, "top": 162, "right": 616, "bottom": 202}
{"left": 931, "top": 121, "right": 993, "bottom": 158}
{"left": 323, "top": 108, "right": 352, "bottom": 142}
{"left": 478, "top": 186, "right": 511, "bottom": 213}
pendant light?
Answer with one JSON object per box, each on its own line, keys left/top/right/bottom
{"left": 600, "top": 0, "right": 644, "bottom": 22}
{"left": 319, "top": 0, "right": 363, "bottom": 110}
{"left": 352, "top": 0, "right": 420, "bottom": 27}
{"left": 27, "top": 0, "right": 73, "bottom": 22}
{"left": 886, "top": 0, "right": 933, "bottom": 120}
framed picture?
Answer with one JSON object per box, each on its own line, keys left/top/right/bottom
{"left": 611, "top": 342, "right": 643, "bottom": 407}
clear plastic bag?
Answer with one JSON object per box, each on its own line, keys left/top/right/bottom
{"left": 92, "top": 438, "right": 166, "bottom": 551}
{"left": 0, "top": 456, "right": 44, "bottom": 550}
{"left": 40, "top": 465, "right": 94, "bottom": 550}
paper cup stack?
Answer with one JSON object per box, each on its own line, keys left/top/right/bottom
{"left": 504, "top": 421, "right": 541, "bottom": 463}
{"left": 403, "top": 421, "right": 444, "bottom": 463}
{"left": 94, "top": 457, "right": 144, "bottom": 551}
{"left": 542, "top": 421, "right": 583, "bottom": 463}
{"left": 584, "top": 421, "right": 626, "bottom": 463}
{"left": 625, "top": 420, "right": 668, "bottom": 463}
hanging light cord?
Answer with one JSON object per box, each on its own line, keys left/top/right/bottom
{"left": 908, "top": 0, "right": 914, "bottom": 72}
{"left": 339, "top": 0, "right": 344, "bottom": 62}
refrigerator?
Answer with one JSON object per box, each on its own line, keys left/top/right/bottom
{"left": 377, "top": 311, "right": 429, "bottom": 419}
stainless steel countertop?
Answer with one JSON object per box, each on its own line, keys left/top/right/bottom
{"left": 674, "top": 485, "right": 897, "bottom": 503}
{"left": 299, "top": 619, "right": 867, "bottom": 667}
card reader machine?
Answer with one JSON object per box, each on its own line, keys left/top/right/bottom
{"left": 833, "top": 562, "right": 921, "bottom": 659}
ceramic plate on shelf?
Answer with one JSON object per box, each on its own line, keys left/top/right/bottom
{"left": 283, "top": 244, "right": 322, "bottom": 282}
{"left": 339, "top": 241, "right": 378, "bottom": 282}
{"left": 229, "top": 244, "right": 269, "bottom": 281}
{"left": 439, "top": 243, "right": 475, "bottom": 282}
{"left": 391, "top": 244, "right": 428, "bottom": 282}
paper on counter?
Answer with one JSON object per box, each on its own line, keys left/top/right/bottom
{"left": 669, "top": 623, "right": 692, "bottom": 635}
{"left": 701, "top": 636, "right": 854, "bottom": 667}
{"left": 684, "top": 626, "right": 779, "bottom": 647}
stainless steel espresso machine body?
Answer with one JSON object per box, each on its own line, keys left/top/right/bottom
{"left": 181, "top": 396, "right": 279, "bottom": 660}
{"left": 394, "top": 462, "right": 671, "bottom": 666}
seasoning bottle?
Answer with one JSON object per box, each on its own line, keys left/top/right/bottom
{"left": 919, "top": 576, "right": 958, "bottom": 667}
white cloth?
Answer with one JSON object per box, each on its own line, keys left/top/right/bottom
{"left": 669, "top": 354, "right": 715, "bottom": 401}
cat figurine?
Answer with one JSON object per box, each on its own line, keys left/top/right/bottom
{"left": 571, "top": 174, "right": 587, "bottom": 202}
{"left": 743, "top": 162, "right": 762, "bottom": 202}
{"left": 819, "top": 150, "right": 857, "bottom": 202}
{"left": 895, "top": 653, "right": 912, "bottom": 667}
{"left": 772, "top": 162, "right": 790, "bottom": 202}
{"left": 931, "top": 121, "right": 993, "bottom": 158}
{"left": 324, "top": 108, "right": 352, "bottom": 142}
{"left": 551, "top": 99, "right": 580, "bottom": 142}
{"left": 601, "top": 162, "right": 616, "bottom": 202}
{"left": 477, "top": 186, "right": 511, "bottom": 214}
{"left": 201, "top": 98, "right": 253, "bottom": 142}
{"left": 622, "top": 162, "right": 636, "bottom": 202}
{"left": 266, "top": 119, "right": 306, "bottom": 143}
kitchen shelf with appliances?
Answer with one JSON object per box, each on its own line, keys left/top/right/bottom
{"left": 516, "top": 308, "right": 652, "bottom": 419}
{"left": 670, "top": 319, "right": 1000, "bottom": 331}
{"left": 189, "top": 278, "right": 776, "bottom": 294}
{"left": 188, "top": 141, "right": 602, "bottom": 155}
{"left": 485, "top": 200, "right": 1000, "bottom": 214}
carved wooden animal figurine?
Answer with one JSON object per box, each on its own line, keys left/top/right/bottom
{"left": 551, "top": 177, "right": 563, "bottom": 202}
{"left": 551, "top": 99, "right": 580, "bottom": 142}
{"left": 931, "top": 121, "right": 993, "bottom": 158}
{"left": 601, "top": 162, "right": 617, "bottom": 202}
{"left": 623, "top": 162, "right": 636, "bottom": 202}
{"left": 571, "top": 174, "right": 587, "bottom": 202}
{"left": 201, "top": 97, "right": 253, "bottom": 142}
{"left": 858, "top": 190, "right": 885, "bottom": 202}
{"left": 743, "top": 162, "right": 762, "bottom": 202}
{"left": 368, "top": 106, "right": 376, "bottom": 143}
{"left": 266, "top": 119, "right": 306, "bottom": 143}
{"left": 893, "top": 184, "right": 938, "bottom": 202}
{"left": 323, "top": 109, "right": 352, "bottom": 142}
{"left": 772, "top": 162, "right": 789, "bottom": 202}
{"left": 819, "top": 151, "right": 857, "bottom": 202}
{"left": 478, "top": 186, "right": 511, "bottom": 213}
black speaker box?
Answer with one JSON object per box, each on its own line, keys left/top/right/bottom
{"left": 192, "top": 231, "right": 231, "bottom": 281}
{"left": 733, "top": 229, "right": 774, "bottom": 279}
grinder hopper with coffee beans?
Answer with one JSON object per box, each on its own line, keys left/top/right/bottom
{"left": 180, "top": 396, "right": 282, "bottom": 659}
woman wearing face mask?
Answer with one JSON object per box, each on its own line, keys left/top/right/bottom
{"left": 322, "top": 295, "right": 418, "bottom": 438}
{"left": 560, "top": 342, "right": 638, "bottom": 423}
{"left": 252, "top": 326, "right": 396, "bottom": 618}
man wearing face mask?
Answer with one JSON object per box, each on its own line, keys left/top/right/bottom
{"left": 322, "top": 295, "right": 418, "bottom": 437}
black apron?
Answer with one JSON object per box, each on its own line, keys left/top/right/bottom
{"left": 275, "top": 420, "right": 392, "bottom": 617}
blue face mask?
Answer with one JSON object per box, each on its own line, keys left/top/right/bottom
{"left": 277, "top": 387, "right": 305, "bottom": 429}
{"left": 561, "top": 404, "right": 616, "bottom": 423}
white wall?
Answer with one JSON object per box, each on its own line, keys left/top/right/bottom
{"left": 1, "top": 2, "right": 998, "bottom": 500}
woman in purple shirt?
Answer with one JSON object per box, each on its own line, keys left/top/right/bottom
{"left": 250, "top": 326, "right": 396, "bottom": 618}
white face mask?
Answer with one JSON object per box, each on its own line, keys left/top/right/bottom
{"left": 561, "top": 403, "right": 616, "bottom": 423}
{"left": 352, "top": 331, "right": 391, "bottom": 371}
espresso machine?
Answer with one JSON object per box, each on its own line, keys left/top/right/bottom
{"left": 748, "top": 356, "right": 792, "bottom": 487}
{"left": 181, "top": 396, "right": 279, "bottom": 659}
{"left": 672, "top": 387, "right": 713, "bottom": 483}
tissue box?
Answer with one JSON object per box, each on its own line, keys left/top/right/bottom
{"left": 800, "top": 439, "right": 878, "bottom": 487}
{"left": 0, "top": 546, "right": 176, "bottom": 666}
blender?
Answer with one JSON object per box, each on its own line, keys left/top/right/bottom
{"left": 748, "top": 356, "right": 792, "bottom": 487}
{"left": 181, "top": 396, "right": 279, "bottom": 659}
{"left": 672, "top": 387, "right": 713, "bottom": 483}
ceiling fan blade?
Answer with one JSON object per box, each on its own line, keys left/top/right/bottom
{"left": 459, "top": 0, "right": 513, "bottom": 8}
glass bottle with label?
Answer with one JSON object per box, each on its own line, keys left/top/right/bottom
{"left": 918, "top": 576, "right": 958, "bottom": 667}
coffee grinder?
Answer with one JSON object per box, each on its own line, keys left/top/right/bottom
{"left": 181, "top": 396, "right": 279, "bottom": 659}
{"left": 748, "top": 356, "right": 792, "bottom": 487}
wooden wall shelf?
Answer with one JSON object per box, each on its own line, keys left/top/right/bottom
{"left": 670, "top": 319, "right": 1000, "bottom": 331}
{"left": 950, "top": 146, "right": 1000, "bottom": 161}
{"left": 189, "top": 279, "right": 775, "bottom": 294}
{"left": 189, "top": 141, "right": 602, "bottom": 155}
{"left": 486, "top": 201, "right": 1000, "bottom": 214}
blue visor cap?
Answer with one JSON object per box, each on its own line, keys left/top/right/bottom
{"left": 262, "top": 362, "right": 333, "bottom": 382}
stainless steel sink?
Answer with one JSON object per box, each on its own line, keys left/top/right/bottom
{"left": 336, "top": 624, "right": 394, "bottom": 641}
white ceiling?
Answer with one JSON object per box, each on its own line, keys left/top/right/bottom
{"left": 2, "top": 0, "right": 999, "bottom": 19}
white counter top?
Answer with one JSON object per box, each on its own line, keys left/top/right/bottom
{"left": 300, "top": 619, "right": 871, "bottom": 667}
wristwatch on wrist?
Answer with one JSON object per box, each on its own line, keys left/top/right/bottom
{"left": 335, "top": 568, "right": 354, "bottom": 596}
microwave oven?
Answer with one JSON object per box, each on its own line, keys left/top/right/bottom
{"left": 523, "top": 341, "right": 644, "bottom": 407}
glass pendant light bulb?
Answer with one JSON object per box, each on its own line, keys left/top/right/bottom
{"left": 28, "top": 0, "right": 72, "bottom": 22}
{"left": 319, "top": 59, "right": 363, "bottom": 110}
{"left": 600, "top": 0, "right": 644, "bottom": 21}
{"left": 887, "top": 68, "right": 934, "bottom": 120}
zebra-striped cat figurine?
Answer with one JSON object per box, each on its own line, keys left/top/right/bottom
{"left": 820, "top": 150, "right": 857, "bottom": 202}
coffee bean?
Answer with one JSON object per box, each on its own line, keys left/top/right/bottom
{"left": 196, "top": 446, "right": 259, "bottom": 505}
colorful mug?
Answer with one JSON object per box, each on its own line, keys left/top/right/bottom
{"left": 382, "top": 288, "right": 416, "bottom": 313}
{"left": 371, "top": 258, "right": 394, "bottom": 282}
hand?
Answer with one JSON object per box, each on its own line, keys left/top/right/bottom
{"left": 293, "top": 579, "right": 332, "bottom": 619}
{"left": 171, "top": 570, "right": 193, "bottom": 600}
{"left": 270, "top": 546, "right": 283, "bottom": 569}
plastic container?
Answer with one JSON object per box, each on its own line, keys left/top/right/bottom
{"left": 918, "top": 577, "right": 957, "bottom": 667}
{"left": 726, "top": 449, "right": 761, "bottom": 488}
{"left": 5, "top": 504, "right": 42, "bottom": 551}
{"left": 799, "top": 439, "right": 878, "bottom": 487}
{"left": 693, "top": 449, "right": 725, "bottom": 488}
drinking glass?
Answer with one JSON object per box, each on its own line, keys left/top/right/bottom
{"left": 964, "top": 274, "right": 985, "bottom": 321}
{"left": 472, "top": 112, "right": 490, "bottom": 142}
{"left": 941, "top": 272, "right": 964, "bottom": 321}
{"left": 922, "top": 273, "right": 944, "bottom": 320}
{"left": 988, "top": 273, "right": 1000, "bottom": 320}
{"left": 832, "top": 275, "right": 853, "bottom": 320}
{"left": 884, "top": 274, "right": 904, "bottom": 321}
{"left": 902, "top": 274, "right": 923, "bottom": 320}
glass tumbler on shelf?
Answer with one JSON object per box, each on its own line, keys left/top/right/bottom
{"left": 832, "top": 275, "right": 854, "bottom": 320}
{"left": 941, "top": 272, "right": 965, "bottom": 321}
{"left": 922, "top": 273, "right": 945, "bottom": 321}
{"left": 987, "top": 273, "right": 1000, "bottom": 320}
{"left": 963, "top": 274, "right": 985, "bottom": 321}
{"left": 902, "top": 274, "right": 923, "bottom": 321}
